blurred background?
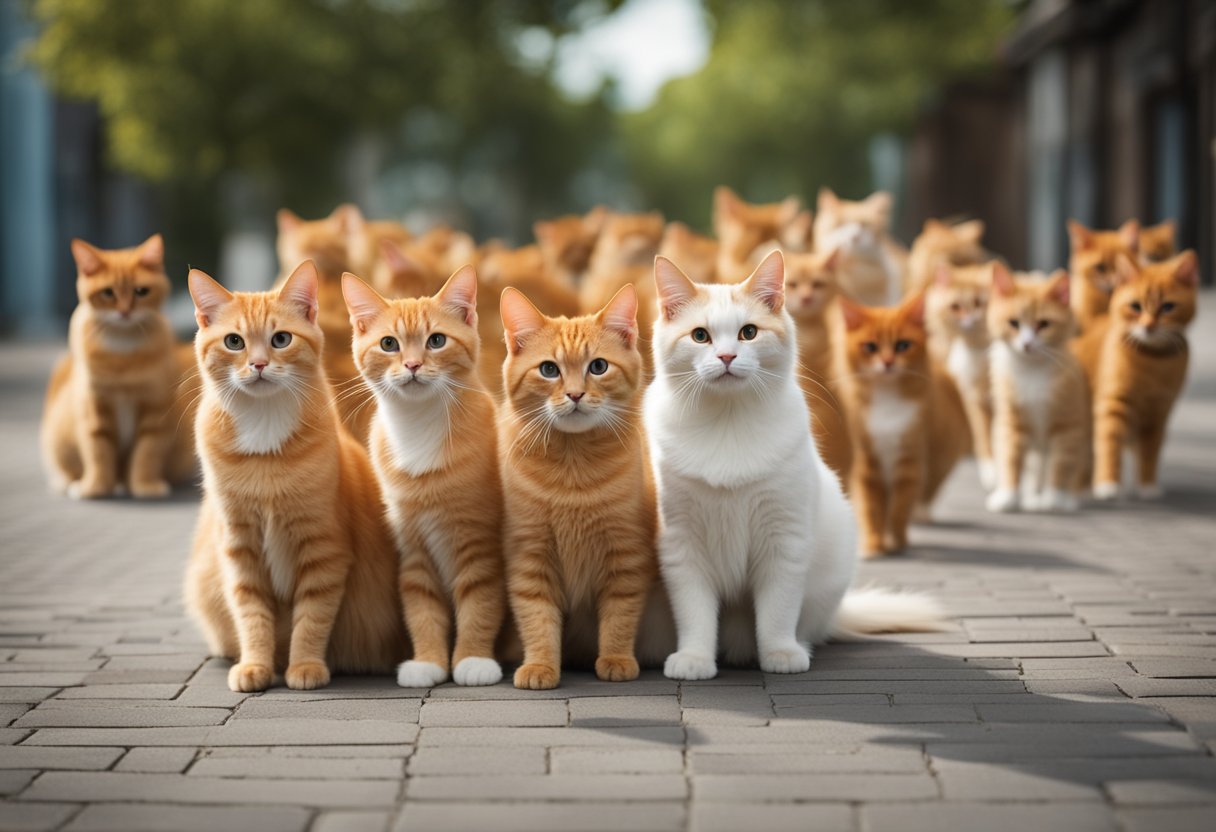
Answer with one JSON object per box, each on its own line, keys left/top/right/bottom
{"left": 1, "top": 0, "right": 1213, "bottom": 334}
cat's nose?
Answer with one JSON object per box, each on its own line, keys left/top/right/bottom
{"left": 567, "top": 392, "right": 584, "bottom": 403}
{"left": 250, "top": 361, "right": 268, "bottom": 372}
{"left": 718, "top": 354, "right": 735, "bottom": 366}
{"left": 405, "top": 361, "right": 422, "bottom": 372}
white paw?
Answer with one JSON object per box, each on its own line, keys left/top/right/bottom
{"left": 1039, "top": 488, "right": 1078, "bottom": 513}
{"left": 978, "top": 459, "right": 997, "bottom": 491}
{"left": 663, "top": 651, "right": 717, "bottom": 681}
{"left": 760, "top": 646, "right": 811, "bottom": 674}
{"left": 396, "top": 660, "right": 448, "bottom": 689}
{"left": 985, "top": 488, "right": 1019, "bottom": 513}
{"left": 1136, "top": 483, "right": 1163, "bottom": 501}
{"left": 452, "top": 656, "right": 502, "bottom": 687}
{"left": 1093, "top": 481, "right": 1121, "bottom": 501}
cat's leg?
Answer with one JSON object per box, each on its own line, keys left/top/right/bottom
{"left": 222, "top": 522, "right": 277, "bottom": 692}
{"left": 986, "top": 408, "right": 1023, "bottom": 512}
{"left": 661, "top": 532, "right": 721, "bottom": 680}
{"left": 397, "top": 544, "right": 453, "bottom": 689}
{"left": 127, "top": 402, "right": 173, "bottom": 498}
{"left": 69, "top": 398, "right": 119, "bottom": 499}
{"left": 593, "top": 538, "right": 653, "bottom": 682}
{"left": 1135, "top": 422, "right": 1166, "bottom": 500}
{"left": 851, "top": 459, "right": 888, "bottom": 558}
{"left": 1042, "top": 425, "right": 1084, "bottom": 513}
{"left": 1093, "top": 396, "right": 1130, "bottom": 500}
{"left": 506, "top": 522, "right": 563, "bottom": 690}
{"left": 965, "top": 393, "right": 996, "bottom": 490}
{"left": 752, "top": 537, "right": 812, "bottom": 674}
{"left": 284, "top": 532, "right": 351, "bottom": 690}
{"left": 450, "top": 527, "right": 505, "bottom": 687}
{"left": 887, "top": 453, "right": 924, "bottom": 553}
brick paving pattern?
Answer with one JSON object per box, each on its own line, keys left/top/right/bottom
{"left": 1, "top": 298, "right": 1214, "bottom": 830}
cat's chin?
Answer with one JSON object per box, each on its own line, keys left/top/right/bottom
{"left": 550, "top": 409, "right": 601, "bottom": 434}
{"left": 233, "top": 377, "right": 287, "bottom": 399}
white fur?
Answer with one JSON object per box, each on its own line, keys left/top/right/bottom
{"left": 112, "top": 398, "right": 137, "bottom": 452}
{"left": 376, "top": 393, "right": 452, "bottom": 476}
{"left": 866, "top": 385, "right": 918, "bottom": 486}
{"left": 453, "top": 656, "right": 503, "bottom": 686}
{"left": 988, "top": 339, "right": 1063, "bottom": 512}
{"left": 225, "top": 391, "right": 301, "bottom": 455}
{"left": 397, "top": 660, "right": 448, "bottom": 689}
{"left": 645, "top": 277, "right": 941, "bottom": 680}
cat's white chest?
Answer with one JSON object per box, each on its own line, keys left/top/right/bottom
{"left": 228, "top": 393, "right": 301, "bottom": 455}
{"left": 378, "top": 396, "right": 451, "bottom": 477}
{"left": 999, "top": 349, "right": 1055, "bottom": 441}
{"left": 866, "top": 386, "right": 917, "bottom": 484}
{"left": 946, "top": 338, "right": 986, "bottom": 389}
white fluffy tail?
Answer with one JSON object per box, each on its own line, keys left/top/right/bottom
{"left": 829, "top": 586, "right": 948, "bottom": 640}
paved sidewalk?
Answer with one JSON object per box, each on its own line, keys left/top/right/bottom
{"left": 1, "top": 299, "right": 1214, "bottom": 832}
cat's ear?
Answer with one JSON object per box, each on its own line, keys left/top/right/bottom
{"left": 500, "top": 287, "right": 547, "bottom": 353}
{"left": 278, "top": 260, "right": 320, "bottom": 323}
{"left": 277, "top": 209, "right": 302, "bottom": 235}
{"left": 584, "top": 205, "right": 610, "bottom": 235}
{"left": 742, "top": 250, "right": 785, "bottom": 313}
{"left": 341, "top": 272, "right": 388, "bottom": 333}
{"left": 1066, "top": 219, "right": 1092, "bottom": 251}
{"left": 654, "top": 256, "right": 698, "bottom": 320}
{"left": 1046, "top": 269, "right": 1070, "bottom": 306}
{"left": 188, "top": 269, "right": 233, "bottom": 328}
{"left": 778, "top": 196, "right": 802, "bottom": 225}
{"left": 837, "top": 295, "right": 867, "bottom": 331}
{"left": 438, "top": 265, "right": 478, "bottom": 326}
{"left": 923, "top": 218, "right": 947, "bottom": 235}
{"left": 70, "top": 239, "right": 105, "bottom": 277}
{"left": 380, "top": 239, "right": 426, "bottom": 282}
{"left": 955, "top": 219, "right": 985, "bottom": 243}
{"left": 782, "top": 209, "right": 814, "bottom": 249}
{"left": 819, "top": 246, "right": 840, "bottom": 273}
{"left": 817, "top": 187, "right": 839, "bottom": 213}
{"left": 1118, "top": 218, "right": 1140, "bottom": 251}
{"left": 934, "top": 263, "right": 954, "bottom": 287}
{"left": 137, "top": 234, "right": 164, "bottom": 269}
{"left": 1171, "top": 250, "right": 1199, "bottom": 288}
{"left": 900, "top": 290, "right": 927, "bottom": 327}
{"left": 714, "top": 186, "right": 743, "bottom": 219}
{"left": 596, "top": 283, "right": 639, "bottom": 349}
{"left": 330, "top": 203, "right": 364, "bottom": 236}
{"left": 864, "top": 191, "right": 892, "bottom": 218}
{"left": 1113, "top": 253, "right": 1140, "bottom": 286}
{"left": 991, "top": 261, "right": 1016, "bottom": 297}
{"left": 1154, "top": 219, "right": 1178, "bottom": 241}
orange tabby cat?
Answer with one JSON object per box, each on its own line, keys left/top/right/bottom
{"left": 534, "top": 207, "right": 609, "bottom": 287}
{"left": 926, "top": 262, "right": 996, "bottom": 489}
{"left": 713, "top": 186, "right": 811, "bottom": 280}
{"left": 814, "top": 188, "right": 906, "bottom": 306}
{"left": 985, "top": 265, "right": 1088, "bottom": 513}
{"left": 1067, "top": 219, "right": 1139, "bottom": 332}
{"left": 907, "top": 218, "right": 990, "bottom": 292}
{"left": 659, "top": 221, "right": 719, "bottom": 284}
{"left": 837, "top": 292, "right": 969, "bottom": 556}
{"left": 579, "top": 212, "right": 665, "bottom": 353}
{"left": 41, "top": 235, "right": 196, "bottom": 499}
{"left": 343, "top": 267, "right": 506, "bottom": 687}
{"left": 784, "top": 249, "right": 851, "bottom": 481}
{"left": 498, "top": 285, "right": 658, "bottom": 689}
{"left": 184, "top": 262, "right": 405, "bottom": 692}
{"left": 1138, "top": 220, "right": 1177, "bottom": 264}
{"left": 347, "top": 214, "right": 413, "bottom": 282}
{"left": 1071, "top": 252, "right": 1197, "bottom": 500}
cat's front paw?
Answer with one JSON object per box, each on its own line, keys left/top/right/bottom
{"left": 595, "top": 655, "right": 640, "bottom": 682}
{"left": 285, "top": 660, "right": 330, "bottom": 690}
{"left": 66, "top": 479, "right": 115, "bottom": 500}
{"left": 514, "top": 663, "right": 560, "bottom": 690}
{"left": 663, "top": 651, "right": 717, "bottom": 681}
{"left": 453, "top": 656, "right": 503, "bottom": 687}
{"left": 130, "top": 478, "right": 171, "bottom": 499}
{"left": 985, "top": 488, "right": 1019, "bottom": 513}
{"left": 228, "top": 662, "right": 274, "bottom": 692}
{"left": 1136, "top": 483, "right": 1164, "bottom": 501}
{"left": 1038, "top": 488, "right": 1078, "bottom": 513}
{"left": 396, "top": 660, "right": 448, "bottom": 689}
{"left": 1093, "top": 481, "right": 1121, "bottom": 501}
{"left": 978, "top": 459, "right": 997, "bottom": 491}
{"left": 760, "top": 646, "right": 811, "bottom": 674}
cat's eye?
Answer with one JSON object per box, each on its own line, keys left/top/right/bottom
{"left": 1160, "top": 302, "right": 1175, "bottom": 313}
{"left": 223, "top": 333, "right": 244, "bottom": 351}
{"left": 950, "top": 302, "right": 961, "bottom": 311}
{"left": 427, "top": 333, "right": 447, "bottom": 349}
{"left": 99, "top": 288, "right": 115, "bottom": 299}
{"left": 1036, "top": 320, "right": 1050, "bottom": 331}
{"left": 134, "top": 286, "right": 151, "bottom": 297}
{"left": 739, "top": 324, "right": 758, "bottom": 341}
{"left": 271, "top": 331, "right": 292, "bottom": 348}
{"left": 1008, "top": 319, "right": 1020, "bottom": 330}
{"left": 691, "top": 327, "right": 711, "bottom": 344}
{"left": 1095, "top": 263, "right": 1109, "bottom": 273}
{"left": 862, "top": 342, "right": 879, "bottom": 354}
{"left": 539, "top": 361, "right": 561, "bottom": 379}
{"left": 588, "top": 358, "right": 609, "bottom": 375}
{"left": 380, "top": 336, "right": 399, "bottom": 352}
{"left": 893, "top": 340, "right": 911, "bottom": 353}
{"left": 1129, "top": 302, "right": 1143, "bottom": 313}
{"left": 975, "top": 298, "right": 984, "bottom": 307}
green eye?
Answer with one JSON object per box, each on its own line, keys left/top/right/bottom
{"left": 691, "top": 327, "right": 711, "bottom": 343}
{"left": 380, "top": 336, "right": 399, "bottom": 352}
{"left": 893, "top": 339, "right": 911, "bottom": 353}
{"left": 271, "top": 331, "right": 292, "bottom": 348}
{"left": 427, "top": 333, "right": 446, "bottom": 349}
{"left": 223, "top": 333, "right": 244, "bottom": 351}
{"left": 539, "top": 361, "right": 560, "bottom": 379}
{"left": 588, "top": 358, "right": 608, "bottom": 375}
{"left": 739, "top": 324, "right": 758, "bottom": 341}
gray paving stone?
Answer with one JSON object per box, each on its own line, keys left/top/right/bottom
{"left": 53, "top": 684, "right": 183, "bottom": 700}
{"left": 766, "top": 680, "right": 1025, "bottom": 695}
{"left": 14, "top": 705, "right": 230, "bottom": 728}
{"left": 393, "top": 802, "right": 686, "bottom": 832}
{"left": 0, "top": 801, "right": 80, "bottom": 832}
{"left": 680, "top": 707, "right": 772, "bottom": 726}
{"left": 407, "top": 774, "right": 687, "bottom": 801}
{"left": 418, "top": 726, "right": 684, "bottom": 747}
{"left": 408, "top": 746, "right": 547, "bottom": 776}
{"left": 1116, "top": 678, "right": 1216, "bottom": 698}
{"left": 692, "top": 773, "right": 937, "bottom": 802}
{"left": 0, "top": 703, "right": 30, "bottom": 726}
{"left": 975, "top": 702, "right": 1170, "bottom": 723}
{"left": 206, "top": 745, "right": 411, "bottom": 760}
{"left": 419, "top": 699, "right": 568, "bottom": 727}
{"left": 63, "top": 803, "right": 311, "bottom": 832}
{"left": 1117, "top": 808, "right": 1216, "bottom": 832}
{"left": 189, "top": 754, "right": 402, "bottom": 779}
{"left": 934, "top": 760, "right": 1104, "bottom": 801}
{"left": 114, "top": 747, "right": 197, "bottom": 773}
{"left": 1105, "top": 780, "right": 1216, "bottom": 804}
{"left": 550, "top": 748, "right": 684, "bottom": 774}
{"left": 0, "top": 672, "right": 88, "bottom": 687}
{"left": 689, "top": 802, "right": 854, "bottom": 832}
{"left": 0, "top": 688, "right": 59, "bottom": 704}
{"left": 689, "top": 746, "right": 925, "bottom": 774}
{"left": 569, "top": 696, "right": 681, "bottom": 727}
{"left": 1129, "top": 658, "right": 1216, "bottom": 678}
{"left": 23, "top": 719, "right": 418, "bottom": 746}
{"left": 234, "top": 698, "right": 420, "bottom": 722}
{"left": 0, "top": 768, "right": 37, "bottom": 795}
{"left": 863, "top": 803, "right": 1117, "bottom": 832}
{"left": 772, "top": 703, "right": 979, "bottom": 723}
{"left": 311, "top": 811, "right": 392, "bottom": 832}
{"left": 0, "top": 746, "right": 123, "bottom": 771}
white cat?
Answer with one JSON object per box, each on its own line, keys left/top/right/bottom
{"left": 644, "top": 251, "right": 942, "bottom": 680}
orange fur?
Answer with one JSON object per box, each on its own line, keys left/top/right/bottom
{"left": 1071, "top": 252, "right": 1197, "bottom": 497}
{"left": 1067, "top": 219, "right": 1139, "bottom": 332}
{"left": 837, "top": 292, "right": 969, "bottom": 557}
{"left": 579, "top": 212, "right": 665, "bottom": 359}
{"left": 1138, "top": 220, "right": 1177, "bottom": 264}
{"left": 348, "top": 217, "right": 413, "bottom": 284}
{"left": 659, "top": 221, "right": 719, "bottom": 284}
{"left": 713, "top": 186, "right": 810, "bottom": 281}
{"left": 907, "top": 218, "right": 990, "bottom": 292}
{"left": 183, "top": 262, "right": 405, "bottom": 692}
{"left": 498, "top": 285, "right": 658, "bottom": 689}
{"left": 534, "top": 207, "right": 609, "bottom": 287}
{"left": 344, "top": 268, "right": 507, "bottom": 685}
{"left": 40, "top": 235, "right": 196, "bottom": 499}
{"left": 814, "top": 188, "right": 906, "bottom": 305}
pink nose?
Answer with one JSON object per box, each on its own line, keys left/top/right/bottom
{"left": 718, "top": 354, "right": 735, "bottom": 366}
{"left": 567, "top": 392, "right": 584, "bottom": 402}
{"left": 250, "top": 361, "right": 267, "bottom": 372}
{"left": 405, "top": 361, "right": 422, "bottom": 372}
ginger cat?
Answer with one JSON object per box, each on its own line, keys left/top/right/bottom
{"left": 1067, "top": 219, "right": 1139, "bottom": 332}
{"left": 784, "top": 249, "right": 851, "bottom": 481}
{"left": 659, "top": 221, "right": 719, "bottom": 284}
{"left": 927, "top": 262, "right": 996, "bottom": 489}
{"left": 814, "top": 188, "right": 906, "bottom": 306}
{"left": 907, "top": 218, "right": 990, "bottom": 292}
{"left": 534, "top": 207, "right": 609, "bottom": 287}
{"left": 498, "top": 284, "right": 659, "bottom": 690}
{"left": 1071, "top": 252, "right": 1197, "bottom": 500}
{"left": 343, "top": 267, "right": 506, "bottom": 688}
{"left": 713, "top": 186, "right": 811, "bottom": 281}
{"left": 985, "top": 265, "right": 1088, "bottom": 513}
{"left": 579, "top": 212, "right": 665, "bottom": 354}
{"left": 1138, "top": 220, "right": 1177, "bottom": 264}
{"left": 41, "top": 235, "right": 196, "bottom": 499}
{"left": 837, "top": 292, "right": 969, "bottom": 557}
{"left": 184, "top": 262, "right": 405, "bottom": 692}
{"left": 347, "top": 216, "right": 413, "bottom": 284}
